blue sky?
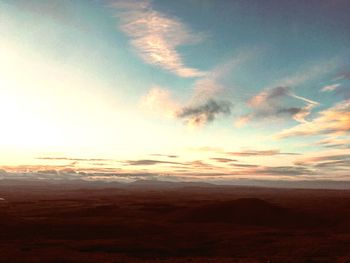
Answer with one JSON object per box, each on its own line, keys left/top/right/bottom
{"left": 0, "top": 0, "right": 349, "bottom": 183}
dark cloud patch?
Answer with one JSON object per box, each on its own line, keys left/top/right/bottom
{"left": 277, "top": 107, "right": 303, "bottom": 116}
{"left": 264, "top": 86, "right": 290, "bottom": 100}
{"left": 177, "top": 99, "right": 232, "bottom": 127}
{"left": 231, "top": 163, "right": 259, "bottom": 168}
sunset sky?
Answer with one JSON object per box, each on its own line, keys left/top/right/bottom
{"left": 0, "top": 0, "right": 349, "bottom": 183}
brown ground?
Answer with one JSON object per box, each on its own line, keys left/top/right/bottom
{"left": 1, "top": 180, "right": 350, "bottom": 263}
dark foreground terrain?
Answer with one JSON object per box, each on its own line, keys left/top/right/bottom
{"left": 1, "top": 180, "right": 350, "bottom": 263}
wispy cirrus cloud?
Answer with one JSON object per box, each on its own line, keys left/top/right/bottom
{"left": 110, "top": 0, "right": 205, "bottom": 78}
{"left": 276, "top": 99, "right": 350, "bottom": 138}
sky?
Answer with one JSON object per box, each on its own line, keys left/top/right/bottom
{"left": 0, "top": 0, "right": 349, "bottom": 185}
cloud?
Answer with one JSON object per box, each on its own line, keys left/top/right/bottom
{"left": 149, "top": 154, "right": 178, "bottom": 158}
{"left": 110, "top": 0, "right": 205, "bottom": 77}
{"left": 186, "top": 160, "right": 217, "bottom": 170}
{"left": 231, "top": 163, "right": 259, "bottom": 168}
{"left": 124, "top": 159, "right": 181, "bottom": 166}
{"left": 320, "top": 83, "right": 350, "bottom": 99}
{"left": 235, "top": 115, "right": 251, "bottom": 128}
{"left": 251, "top": 166, "right": 314, "bottom": 176}
{"left": 190, "top": 147, "right": 299, "bottom": 157}
{"left": 140, "top": 86, "right": 180, "bottom": 118}
{"left": 140, "top": 52, "right": 252, "bottom": 127}
{"left": 276, "top": 99, "right": 350, "bottom": 138}
{"left": 210, "top": 157, "right": 237, "bottom": 163}
{"left": 190, "top": 52, "right": 255, "bottom": 104}
{"left": 238, "top": 86, "right": 319, "bottom": 126}
{"left": 177, "top": 99, "right": 232, "bottom": 127}
{"left": 294, "top": 154, "right": 350, "bottom": 171}
{"left": 248, "top": 86, "right": 290, "bottom": 107}
{"left": 228, "top": 163, "right": 315, "bottom": 176}
{"left": 37, "top": 157, "right": 112, "bottom": 162}
{"left": 226, "top": 149, "right": 299, "bottom": 156}
{"left": 236, "top": 59, "right": 339, "bottom": 127}
{"left": 275, "top": 58, "right": 339, "bottom": 88}
{"left": 295, "top": 154, "right": 350, "bottom": 165}
{"left": 321, "top": 83, "right": 341, "bottom": 92}
{"left": 315, "top": 137, "right": 350, "bottom": 148}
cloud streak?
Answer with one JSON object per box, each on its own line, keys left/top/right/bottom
{"left": 210, "top": 157, "right": 237, "bottom": 163}
{"left": 111, "top": 0, "right": 205, "bottom": 77}
{"left": 37, "top": 157, "right": 112, "bottom": 162}
{"left": 226, "top": 149, "right": 299, "bottom": 156}
{"left": 124, "top": 159, "right": 181, "bottom": 166}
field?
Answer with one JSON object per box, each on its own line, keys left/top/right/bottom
{"left": 1, "top": 180, "right": 350, "bottom": 262}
